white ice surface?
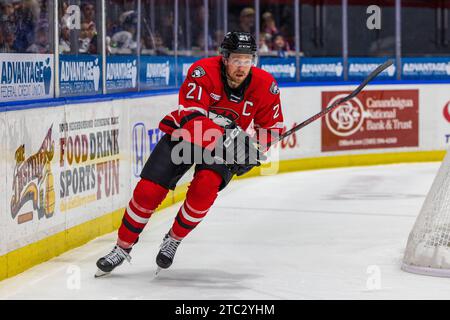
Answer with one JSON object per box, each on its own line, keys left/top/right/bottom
{"left": 1, "top": 162, "right": 450, "bottom": 300}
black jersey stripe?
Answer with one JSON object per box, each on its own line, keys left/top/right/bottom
{"left": 160, "top": 118, "right": 179, "bottom": 130}
{"left": 179, "top": 112, "right": 204, "bottom": 127}
{"left": 175, "top": 214, "right": 196, "bottom": 230}
{"left": 122, "top": 216, "right": 144, "bottom": 234}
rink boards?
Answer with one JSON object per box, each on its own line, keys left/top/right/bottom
{"left": 0, "top": 82, "right": 449, "bottom": 281}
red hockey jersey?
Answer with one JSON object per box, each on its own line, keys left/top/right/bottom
{"left": 159, "top": 55, "right": 284, "bottom": 150}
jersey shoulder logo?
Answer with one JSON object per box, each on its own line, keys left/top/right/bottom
{"left": 270, "top": 81, "right": 280, "bottom": 95}
{"left": 191, "top": 66, "right": 206, "bottom": 78}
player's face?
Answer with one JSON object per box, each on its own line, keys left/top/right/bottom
{"left": 224, "top": 53, "right": 253, "bottom": 86}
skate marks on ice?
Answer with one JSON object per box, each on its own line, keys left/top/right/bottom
{"left": 151, "top": 268, "right": 290, "bottom": 299}
{"left": 214, "top": 205, "right": 418, "bottom": 218}
{"left": 324, "top": 175, "right": 426, "bottom": 201}
{"left": 151, "top": 268, "right": 260, "bottom": 290}
{"left": 93, "top": 267, "right": 275, "bottom": 299}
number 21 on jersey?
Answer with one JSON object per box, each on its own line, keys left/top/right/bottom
{"left": 186, "top": 83, "right": 203, "bottom": 101}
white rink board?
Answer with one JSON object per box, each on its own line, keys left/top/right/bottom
{"left": 127, "top": 95, "right": 177, "bottom": 191}
{"left": 0, "top": 82, "right": 449, "bottom": 257}
{"left": 127, "top": 95, "right": 195, "bottom": 191}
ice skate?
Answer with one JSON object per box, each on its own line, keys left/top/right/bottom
{"left": 155, "top": 232, "right": 182, "bottom": 274}
{"left": 95, "top": 245, "right": 132, "bottom": 278}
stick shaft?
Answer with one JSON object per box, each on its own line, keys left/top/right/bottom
{"left": 267, "top": 59, "right": 394, "bottom": 148}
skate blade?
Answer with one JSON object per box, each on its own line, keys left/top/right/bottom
{"left": 155, "top": 267, "right": 162, "bottom": 277}
{"left": 95, "top": 269, "right": 111, "bottom": 278}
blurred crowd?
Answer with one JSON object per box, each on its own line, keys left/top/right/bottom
{"left": 59, "top": 1, "right": 99, "bottom": 54}
{"left": 0, "top": 0, "right": 51, "bottom": 53}
{"left": 235, "top": 7, "right": 294, "bottom": 57}
{"left": 60, "top": 2, "right": 294, "bottom": 57}
{"left": 0, "top": 1, "right": 294, "bottom": 57}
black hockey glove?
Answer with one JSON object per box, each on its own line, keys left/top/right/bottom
{"left": 214, "top": 124, "right": 267, "bottom": 176}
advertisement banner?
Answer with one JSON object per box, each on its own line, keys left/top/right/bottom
{"left": 2, "top": 101, "right": 130, "bottom": 253}
{"left": 0, "top": 53, "right": 54, "bottom": 102}
{"left": 59, "top": 54, "right": 102, "bottom": 96}
{"left": 348, "top": 57, "right": 396, "bottom": 81}
{"left": 0, "top": 112, "right": 6, "bottom": 256}
{"left": 402, "top": 57, "right": 450, "bottom": 80}
{"left": 442, "top": 100, "right": 450, "bottom": 147}
{"left": 106, "top": 55, "right": 138, "bottom": 93}
{"left": 259, "top": 57, "right": 297, "bottom": 82}
{"left": 321, "top": 89, "right": 419, "bottom": 151}
{"left": 139, "top": 55, "right": 176, "bottom": 90}
{"left": 5, "top": 107, "right": 65, "bottom": 252}
{"left": 61, "top": 102, "right": 128, "bottom": 228}
{"left": 177, "top": 56, "right": 199, "bottom": 85}
{"left": 300, "top": 57, "right": 344, "bottom": 81}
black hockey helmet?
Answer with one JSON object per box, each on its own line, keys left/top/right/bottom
{"left": 220, "top": 31, "right": 257, "bottom": 58}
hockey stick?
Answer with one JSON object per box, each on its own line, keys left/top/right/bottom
{"left": 214, "top": 59, "right": 393, "bottom": 169}
{"left": 266, "top": 59, "right": 394, "bottom": 149}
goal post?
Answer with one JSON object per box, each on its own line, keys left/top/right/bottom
{"left": 402, "top": 150, "right": 450, "bottom": 277}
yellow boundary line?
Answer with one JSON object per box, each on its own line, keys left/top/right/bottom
{"left": 0, "top": 150, "right": 445, "bottom": 281}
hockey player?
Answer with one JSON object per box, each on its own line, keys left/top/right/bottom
{"left": 95, "top": 31, "right": 284, "bottom": 277}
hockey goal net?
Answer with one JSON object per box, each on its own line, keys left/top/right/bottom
{"left": 402, "top": 150, "right": 450, "bottom": 277}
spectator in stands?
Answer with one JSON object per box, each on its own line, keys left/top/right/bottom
{"left": 261, "top": 12, "right": 278, "bottom": 38}
{"left": 141, "top": 32, "right": 154, "bottom": 54}
{"left": 0, "top": 24, "right": 5, "bottom": 51}
{"left": 59, "top": 21, "right": 71, "bottom": 53}
{"left": 88, "top": 33, "right": 98, "bottom": 54}
{"left": 81, "top": 2, "right": 97, "bottom": 46}
{"left": 153, "top": 32, "right": 169, "bottom": 55}
{"left": 26, "top": 0, "right": 40, "bottom": 19}
{"left": 81, "top": 2, "right": 95, "bottom": 24}
{"left": 141, "top": 31, "right": 169, "bottom": 55}
{"left": 26, "top": 23, "right": 50, "bottom": 53}
{"left": 259, "top": 32, "right": 271, "bottom": 53}
{"left": 272, "top": 33, "right": 291, "bottom": 58}
{"left": 111, "top": 10, "right": 137, "bottom": 54}
{"left": 369, "top": 36, "right": 396, "bottom": 57}
{"left": 105, "top": 35, "right": 112, "bottom": 54}
{"left": 192, "top": 32, "right": 206, "bottom": 55}
{"left": 238, "top": 7, "right": 255, "bottom": 34}
{"left": 109, "top": 10, "right": 137, "bottom": 54}
{"left": 1, "top": 1, "right": 15, "bottom": 23}
{"left": 79, "top": 21, "right": 96, "bottom": 53}
{"left": 213, "top": 29, "right": 225, "bottom": 51}
{"left": 0, "top": 22, "right": 17, "bottom": 52}
{"left": 160, "top": 9, "right": 174, "bottom": 51}
{"left": 13, "top": 0, "right": 39, "bottom": 52}
{"left": 191, "top": 4, "right": 214, "bottom": 52}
